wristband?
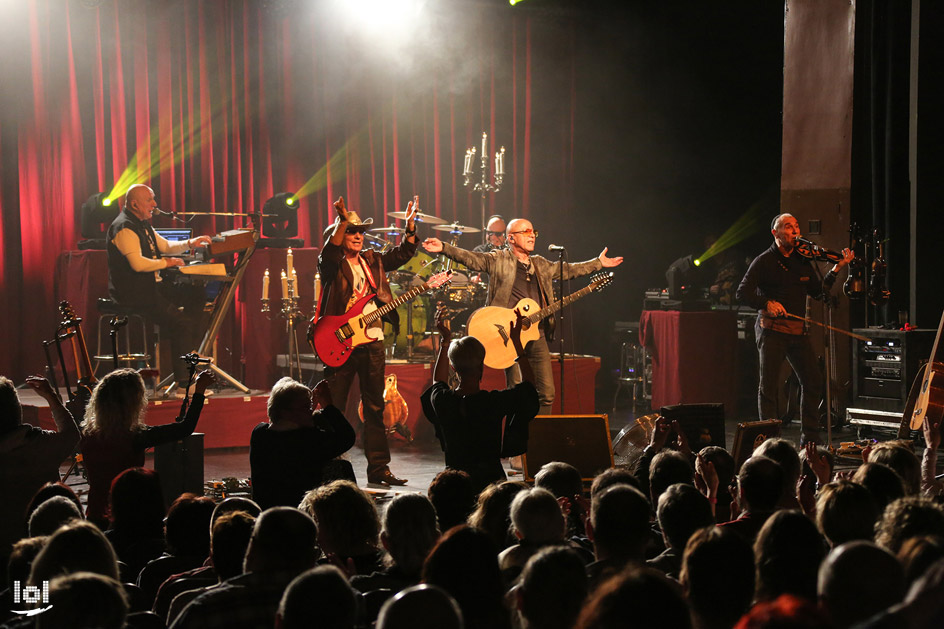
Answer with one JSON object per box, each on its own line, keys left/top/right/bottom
{"left": 708, "top": 496, "right": 717, "bottom": 505}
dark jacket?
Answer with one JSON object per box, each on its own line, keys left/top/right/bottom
{"left": 107, "top": 208, "right": 162, "bottom": 305}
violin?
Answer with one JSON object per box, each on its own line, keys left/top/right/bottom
{"left": 793, "top": 237, "right": 844, "bottom": 263}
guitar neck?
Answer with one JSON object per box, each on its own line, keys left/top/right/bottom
{"left": 362, "top": 282, "right": 432, "bottom": 325}
{"left": 528, "top": 284, "right": 598, "bottom": 325}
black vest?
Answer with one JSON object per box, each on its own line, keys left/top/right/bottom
{"left": 106, "top": 209, "right": 161, "bottom": 305}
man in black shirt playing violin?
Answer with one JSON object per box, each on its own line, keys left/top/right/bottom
{"left": 736, "top": 213, "right": 853, "bottom": 445}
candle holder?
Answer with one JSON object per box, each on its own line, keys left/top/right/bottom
{"left": 260, "top": 279, "right": 305, "bottom": 381}
{"left": 463, "top": 131, "right": 505, "bottom": 246}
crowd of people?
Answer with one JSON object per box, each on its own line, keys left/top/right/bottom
{"left": 4, "top": 364, "right": 944, "bottom": 629}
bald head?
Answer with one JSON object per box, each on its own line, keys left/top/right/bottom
{"left": 505, "top": 218, "right": 536, "bottom": 255}
{"left": 124, "top": 185, "right": 156, "bottom": 220}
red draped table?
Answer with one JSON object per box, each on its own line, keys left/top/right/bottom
{"left": 639, "top": 310, "right": 738, "bottom": 416}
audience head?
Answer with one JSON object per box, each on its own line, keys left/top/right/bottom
{"left": 754, "top": 509, "right": 827, "bottom": 603}
{"left": 648, "top": 451, "right": 694, "bottom": 505}
{"left": 28, "top": 496, "right": 83, "bottom": 537}
{"left": 427, "top": 469, "right": 476, "bottom": 532}
{"left": 210, "top": 510, "right": 257, "bottom": 581}
{"left": 447, "top": 336, "right": 486, "bottom": 378}
{"left": 589, "top": 467, "right": 642, "bottom": 498}
{"left": 818, "top": 541, "right": 905, "bottom": 628}
{"left": 36, "top": 572, "right": 129, "bottom": 629}
{"left": 867, "top": 441, "right": 920, "bottom": 495}
{"left": 244, "top": 507, "right": 319, "bottom": 574}
{"left": 276, "top": 565, "right": 357, "bottom": 629}
{"left": 6, "top": 536, "right": 48, "bottom": 591}
{"left": 29, "top": 520, "right": 119, "bottom": 585}
{"left": 377, "top": 584, "right": 464, "bottom": 629}
{"left": 733, "top": 594, "right": 831, "bottom": 629}
{"left": 300, "top": 480, "right": 379, "bottom": 558}
{"left": 815, "top": 480, "right": 878, "bottom": 547}
{"left": 211, "top": 496, "right": 262, "bottom": 523}
{"left": 534, "top": 461, "right": 585, "bottom": 537}
{"left": 515, "top": 546, "right": 588, "bottom": 629}
{"left": 107, "top": 466, "right": 166, "bottom": 534}
{"left": 656, "top": 483, "right": 713, "bottom": 550}
{"left": 875, "top": 495, "right": 944, "bottom": 554}
{"left": 852, "top": 462, "right": 906, "bottom": 514}
{"left": 588, "top": 484, "right": 650, "bottom": 562}
{"left": 510, "top": 487, "right": 566, "bottom": 544}
{"left": 381, "top": 492, "right": 441, "bottom": 577}
{"left": 0, "top": 375, "right": 22, "bottom": 432}
{"left": 83, "top": 368, "right": 147, "bottom": 437}
{"left": 681, "top": 526, "right": 755, "bottom": 629}
{"left": 267, "top": 377, "right": 312, "bottom": 423}
{"left": 165, "top": 493, "right": 216, "bottom": 557}
{"left": 24, "top": 482, "right": 84, "bottom": 524}
{"left": 897, "top": 535, "right": 944, "bottom": 588}
{"left": 422, "top": 525, "right": 505, "bottom": 628}
{"left": 468, "top": 480, "right": 529, "bottom": 551}
{"left": 575, "top": 566, "right": 690, "bottom": 629}
{"left": 754, "top": 438, "right": 801, "bottom": 503}
{"left": 699, "top": 445, "right": 736, "bottom": 490}
{"left": 737, "top": 455, "right": 784, "bottom": 513}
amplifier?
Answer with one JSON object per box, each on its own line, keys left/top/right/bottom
{"left": 852, "top": 329, "right": 935, "bottom": 412}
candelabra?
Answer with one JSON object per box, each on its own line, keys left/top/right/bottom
{"left": 463, "top": 132, "right": 505, "bottom": 243}
{"left": 260, "top": 251, "right": 311, "bottom": 382}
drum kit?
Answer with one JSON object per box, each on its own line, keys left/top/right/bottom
{"left": 367, "top": 210, "right": 488, "bottom": 358}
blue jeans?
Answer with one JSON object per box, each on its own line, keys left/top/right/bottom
{"left": 505, "top": 335, "right": 555, "bottom": 415}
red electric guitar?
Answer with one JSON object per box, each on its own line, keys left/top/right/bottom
{"left": 308, "top": 271, "right": 451, "bottom": 367}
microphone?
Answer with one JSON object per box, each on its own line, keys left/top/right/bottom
{"left": 548, "top": 244, "right": 566, "bottom": 252}
{"left": 794, "top": 236, "right": 822, "bottom": 249}
{"left": 180, "top": 353, "right": 212, "bottom": 364}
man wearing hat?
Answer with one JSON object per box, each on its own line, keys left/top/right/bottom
{"left": 316, "top": 196, "right": 418, "bottom": 486}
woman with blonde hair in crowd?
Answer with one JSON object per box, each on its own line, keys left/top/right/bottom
{"left": 80, "top": 368, "right": 214, "bottom": 524}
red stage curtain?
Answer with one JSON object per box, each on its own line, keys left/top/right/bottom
{"left": 0, "top": 1, "right": 578, "bottom": 380}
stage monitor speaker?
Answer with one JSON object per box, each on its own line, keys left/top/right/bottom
{"left": 522, "top": 415, "right": 614, "bottom": 482}
{"left": 659, "top": 403, "right": 726, "bottom": 450}
{"left": 731, "top": 419, "right": 782, "bottom": 470}
{"left": 154, "top": 433, "right": 204, "bottom": 505}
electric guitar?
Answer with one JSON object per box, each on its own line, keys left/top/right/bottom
{"left": 308, "top": 271, "right": 452, "bottom": 367}
{"left": 467, "top": 271, "right": 615, "bottom": 369}
{"left": 904, "top": 309, "right": 944, "bottom": 432}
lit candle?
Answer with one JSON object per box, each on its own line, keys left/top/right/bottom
{"left": 291, "top": 268, "right": 298, "bottom": 296}
{"left": 286, "top": 248, "right": 294, "bottom": 279}
{"left": 463, "top": 149, "right": 471, "bottom": 176}
{"left": 314, "top": 272, "right": 321, "bottom": 304}
{"left": 262, "top": 269, "right": 270, "bottom": 300}
{"left": 481, "top": 132, "right": 487, "bottom": 159}
{"left": 281, "top": 269, "right": 288, "bottom": 299}
{"left": 498, "top": 147, "right": 505, "bottom": 175}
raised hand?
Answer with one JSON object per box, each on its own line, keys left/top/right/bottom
{"left": 25, "top": 376, "right": 57, "bottom": 401}
{"left": 671, "top": 420, "right": 692, "bottom": 457}
{"left": 509, "top": 307, "right": 527, "bottom": 351}
{"left": 804, "top": 441, "right": 832, "bottom": 486}
{"left": 924, "top": 414, "right": 942, "bottom": 452}
{"left": 333, "top": 196, "right": 351, "bottom": 222}
{"left": 193, "top": 370, "right": 216, "bottom": 394}
{"left": 598, "top": 247, "right": 624, "bottom": 268}
{"left": 434, "top": 306, "right": 452, "bottom": 342}
{"left": 695, "top": 452, "right": 719, "bottom": 498}
{"left": 405, "top": 196, "right": 418, "bottom": 235}
{"left": 312, "top": 379, "right": 333, "bottom": 409}
{"left": 649, "top": 416, "right": 671, "bottom": 452}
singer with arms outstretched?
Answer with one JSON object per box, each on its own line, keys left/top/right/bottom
{"left": 423, "top": 218, "right": 622, "bottom": 414}
{"left": 736, "top": 213, "right": 853, "bottom": 445}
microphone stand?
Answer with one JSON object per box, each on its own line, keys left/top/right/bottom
{"left": 557, "top": 247, "right": 566, "bottom": 414}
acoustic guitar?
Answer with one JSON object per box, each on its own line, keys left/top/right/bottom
{"left": 467, "top": 271, "right": 615, "bottom": 370}
{"left": 905, "top": 309, "right": 944, "bottom": 432}
{"left": 308, "top": 271, "right": 452, "bottom": 367}
{"left": 57, "top": 301, "right": 97, "bottom": 419}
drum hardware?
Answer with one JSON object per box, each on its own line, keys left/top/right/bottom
{"left": 368, "top": 225, "right": 406, "bottom": 234}
{"left": 387, "top": 210, "right": 447, "bottom": 225}
{"left": 431, "top": 222, "right": 481, "bottom": 235}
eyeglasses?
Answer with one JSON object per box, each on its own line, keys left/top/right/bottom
{"left": 486, "top": 231, "right": 505, "bottom": 237}
{"left": 345, "top": 227, "right": 365, "bottom": 235}
{"left": 509, "top": 229, "right": 539, "bottom": 237}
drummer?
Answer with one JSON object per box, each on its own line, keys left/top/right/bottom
{"left": 473, "top": 215, "right": 506, "bottom": 253}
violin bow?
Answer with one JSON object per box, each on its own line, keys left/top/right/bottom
{"left": 783, "top": 312, "right": 872, "bottom": 342}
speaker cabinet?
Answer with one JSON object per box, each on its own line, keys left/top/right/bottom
{"left": 522, "top": 415, "right": 614, "bottom": 482}
{"left": 154, "top": 433, "right": 205, "bottom": 505}
{"left": 659, "top": 403, "right": 726, "bottom": 450}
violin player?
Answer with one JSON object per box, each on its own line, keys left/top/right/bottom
{"left": 736, "top": 213, "right": 854, "bottom": 446}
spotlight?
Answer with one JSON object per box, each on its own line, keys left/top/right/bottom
{"left": 78, "top": 192, "right": 120, "bottom": 250}
{"left": 693, "top": 259, "right": 701, "bottom": 267}
{"left": 260, "top": 192, "right": 304, "bottom": 249}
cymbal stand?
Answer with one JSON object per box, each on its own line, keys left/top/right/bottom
{"left": 463, "top": 132, "right": 504, "bottom": 236}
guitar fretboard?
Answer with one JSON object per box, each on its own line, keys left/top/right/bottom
{"left": 362, "top": 282, "right": 433, "bottom": 325}
{"left": 527, "top": 281, "right": 604, "bottom": 325}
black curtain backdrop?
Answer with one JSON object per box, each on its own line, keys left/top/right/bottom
{"left": 0, "top": 0, "right": 786, "bottom": 387}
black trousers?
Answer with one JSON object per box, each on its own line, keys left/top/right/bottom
{"left": 323, "top": 342, "right": 390, "bottom": 475}
{"left": 757, "top": 328, "right": 823, "bottom": 444}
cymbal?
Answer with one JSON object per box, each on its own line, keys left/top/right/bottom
{"left": 387, "top": 210, "right": 447, "bottom": 225}
{"left": 432, "top": 222, "right": 481, "bottom": 234}
{"left": 368, "top": 225, "right": 405, "bottom": 234}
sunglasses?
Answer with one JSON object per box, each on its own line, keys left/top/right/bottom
{"left": 509, "top": 229, "right": 539, "bottom": 237}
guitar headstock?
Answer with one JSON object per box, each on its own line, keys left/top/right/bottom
{"left": 590, "top": 271, "right": 615, "bottom": 291}
{"left": 59, "top": 301, "right": 80, "bottom": 326}
{"left": 427, "top": 271, "right": 452, "bottom": 290}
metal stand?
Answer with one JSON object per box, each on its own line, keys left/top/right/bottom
{"left": 262, "top": 282, "right": 303, "bottom": 382}
{"left": 463, "top": 132, "right": 504, "bottom": 231}
{"left": 556, "top": 247, "right": 566, "bottom": 412}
